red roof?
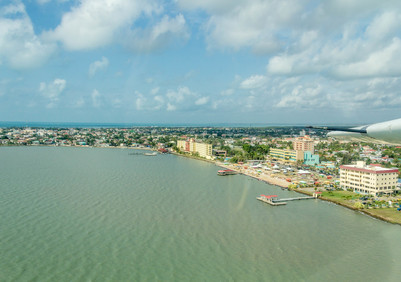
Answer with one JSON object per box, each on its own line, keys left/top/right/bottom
{"left": 261, "top": 195, "right": 278, "bottom": 198}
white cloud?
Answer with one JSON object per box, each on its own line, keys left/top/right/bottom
{"left": 39, "top": 78, "right": 67, "bottom": 108}
{"left": 91, "top": 89, "right": 101, "bottom": 107}
{"left": 134, "top": 86, "right": 210, "bottom": 111}
{"left": 240, "top": 75, "right": 267, "bottom": 89}
{"left": 43, "top": 0, "right": 188, "bottom": 52}
{"left": 166, "top": 86, "right": 193, "bottom": 103}
{"left": 150, "top": 87, "right": 160, "bottom": 95}
{"left": 276, "top": 84, "right": 324, "bottom": 108}
{"left": 195, "top": 96, "right": 209, "bottom": 105}
{"left": 179, "top": 0, "right": 302, "bottom": 51}
{"left": 333, "top": 38, "right": 401, "bottom": 78}
{"left": 0, "top": 2, "right": 55, "bottom": 69}
{"left": 166, "top": 103, "right": 176, "bottom": 111}
{"left": 126, "top": 14, "right": 189, "bottom": 52}
{"left": 44, "top": 0, "right": 160, "bottom": 50}
{"left": 89, "top": 56, "right": 109, "bottom": 77}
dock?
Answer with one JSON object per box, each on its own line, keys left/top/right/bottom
{"left": 257, "top": 195, "right": 287, "bottom": 206}
{"left": 274, "top": 196, "right": 315, "bottom": 202}
{"left": 217, "top": 169, "right": 237, "bottom": 176}
{"left": 257, "top": 194, "right": 317, "bottom": 206}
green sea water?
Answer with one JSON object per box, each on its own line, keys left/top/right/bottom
{"left": 1, "top": 146, "right": 401, "bottom": 281}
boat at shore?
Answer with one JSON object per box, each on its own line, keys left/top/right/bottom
{"left": 144, "top": 152, "right": 157, "bottom": 156}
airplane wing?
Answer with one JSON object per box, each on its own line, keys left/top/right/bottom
{"left": 308, "top": 118, "right": 401, "bottom": 145}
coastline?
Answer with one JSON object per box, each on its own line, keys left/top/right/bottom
{"left": 3, "top": 145, "right": 400, "bottom": 226}
{"left": 212, "top": 160, "right": 401, "bottom": 226}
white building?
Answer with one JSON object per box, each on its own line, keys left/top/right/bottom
{"left": 340, "top": 161, "right": 399, "bottom": 195}
{"left": 177, "top": 139, "right": 213, "bottom": 159}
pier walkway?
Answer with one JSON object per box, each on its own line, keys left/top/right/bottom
{"left": 257, "top": 194, "right": 317, "bottom": 206}
{"left": 274, "top": 196, "right": 315, "bottom": 202}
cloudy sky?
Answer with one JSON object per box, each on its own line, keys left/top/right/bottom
{"left": 1, "top": 0, "right": 401, "bottom": 125}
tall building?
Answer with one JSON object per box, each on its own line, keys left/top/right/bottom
{"left": 340, "top": 161, "right": 399, "bottom": 195}
{"left": 176, "top": 139, "right": 213, "bottom": 159}
{"left": 293, "top": 136, "right": 314, "bottom": 153}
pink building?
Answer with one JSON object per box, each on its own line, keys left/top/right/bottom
{"left": 293, "top": 135, "right": 314, "bottom": 153}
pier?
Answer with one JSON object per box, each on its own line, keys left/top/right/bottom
{"left": 274, "top": 196, "right": 315, "bottom": 202}
{"left": 257, "top": 194, "right": 317, "bottom": 206}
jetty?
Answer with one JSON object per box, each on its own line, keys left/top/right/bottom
{"left": 257, "top": 194, "right": 317, "bottom": 206}
{"left": 257, "top": 195, "right": 287, "bottom": 206}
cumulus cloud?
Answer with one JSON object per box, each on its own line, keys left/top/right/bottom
{"left": 240, "top": 75, "right": 267, "bottom": 89}
{"left": 89, "top": 56, "right": 109, "bottom": 77}
{"left": 43, "top": 0, "right": 159, "bottom": 50}
{"left": 126, "top": 14, "right": 189, "bottom": 52}
{"left": 333, "top": 38, "right": 401, "bottom": 79}
{"left": 134, "top": 86, "right": 210, "bottom": 111}
{"left": 43, "top": 0, "right": 189, "bottom": 52}
{"left": 178, "top": 0, "right": 302, "bottom": 52}
{"left": 0, "top": 2, "right": 55, "bottom": 69}
{"left": 39, "top": 78, "right": 67, "bottom": 108}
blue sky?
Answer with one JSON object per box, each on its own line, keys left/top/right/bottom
{"left": 1, "top": 0, "right": 401, "bottom": 125}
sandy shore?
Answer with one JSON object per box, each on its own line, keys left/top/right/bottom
{"left": 216, "top": 162, "right": 290, "bottom": 188}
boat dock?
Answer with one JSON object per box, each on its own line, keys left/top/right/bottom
{"left": 257, "top": 194, "right": 317, "bottom": 206}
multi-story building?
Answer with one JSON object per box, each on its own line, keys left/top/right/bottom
{"left": 177, "top": 139, "right": 213, "bottom": 159}
{"left": 270, "top": 148, "right": 304, "bottom": 163}
{"left": 293, "top": 135, "right": 315, "bottom": 153}
{"left": 340, "top": 161, "right": 399, "bottom": 195}
{"left": 304, "top": 151, "right": 320, "bottom": 165}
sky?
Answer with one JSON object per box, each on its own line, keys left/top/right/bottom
{"left": 1, "top": 0, "right": 401, "bottom": 125}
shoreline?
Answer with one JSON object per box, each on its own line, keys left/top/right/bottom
{"left": 3, "top": 145, "right": 400, "bottom": 226}
{"left": 212, "top": 160, "right": 401, "bottom": 226}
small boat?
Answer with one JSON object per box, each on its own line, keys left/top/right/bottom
{"left": 144, "top": 152, "right": 157, "bottom": 156}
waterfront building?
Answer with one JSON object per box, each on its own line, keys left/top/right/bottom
{"left": 293, "top": 136, "right": 315, "bottom": 153}
{"left": 177, "top": 139, "right": 213, "bottom": 159}
{"left": 340, "top": 161, "right": 399, "bottom": 195}
{"left": 270, "top": 148, "right": 304, "bottom": 163}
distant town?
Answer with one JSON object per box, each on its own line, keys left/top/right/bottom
{"left": 2, "top": 125, "right": 401, "bottom": 224}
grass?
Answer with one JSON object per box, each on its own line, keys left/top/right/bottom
{"left": 364, "top": 208, "right": 401, "bottom": 225}
{"left": 319, "top": 190, "right": 401, "bottom": 225}
{"left": 321, "top": 190, "right": 360, "bottom": 204}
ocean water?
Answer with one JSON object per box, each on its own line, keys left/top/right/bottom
{"left": 1, "top": 146, "right": 401, "bottom": 281}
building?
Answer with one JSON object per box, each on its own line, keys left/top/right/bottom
{"left": 304, "top": 151, "right": 320, "bottom": 165}
{"left": 270, "top": 148, "right": 304, "bottom": 163}
{"left": 293, "top": 136, "right": 315, "bottom": 153}
{"left": 177, "top": 139, "right": 213, "bottom": 159}
{"left": 340, "top": 161, "right": 399, "bottom": 195}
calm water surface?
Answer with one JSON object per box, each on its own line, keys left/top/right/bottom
{"left": 1, "top": 147, "right": 401, "bottom": 281}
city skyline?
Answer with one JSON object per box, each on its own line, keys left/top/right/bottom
{"left": 1, "top": 0, "right": 401, "bottom": 124}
